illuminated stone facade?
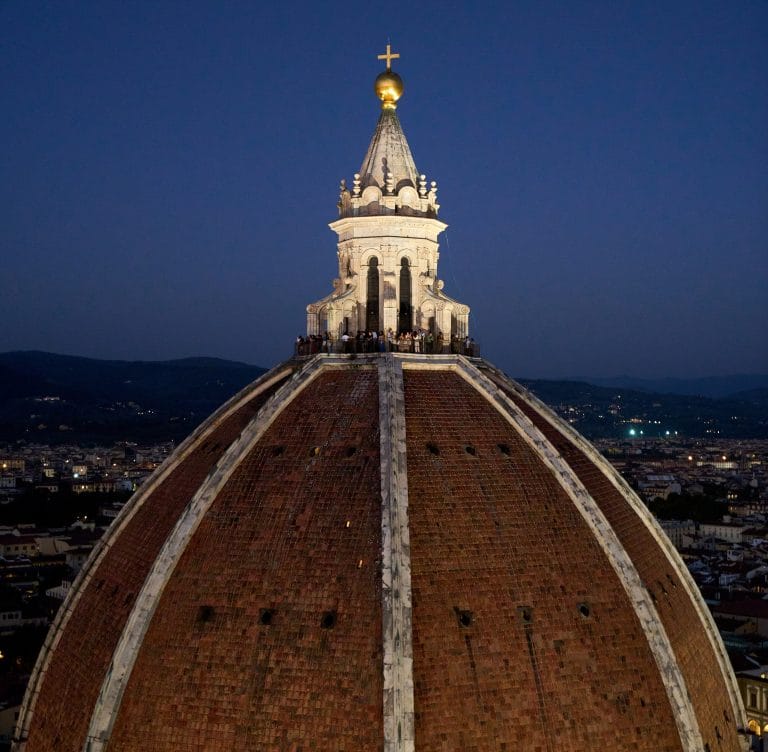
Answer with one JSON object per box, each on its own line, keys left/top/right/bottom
{"left": 306, "top": 74, "right": 469, "bottom": 340}
{"left": 739, "top": 671, "right": 768, "bottom": 738}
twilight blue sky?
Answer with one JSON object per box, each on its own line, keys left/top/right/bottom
{"left": 1, "top": 1, "right": 766, "bottom": 378}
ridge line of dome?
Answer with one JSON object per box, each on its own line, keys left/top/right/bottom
{"left": 12, "top": 362, "right": 296, "bottom": 750}
{"left": 448, "top": 357, "right": 705, "bottom": 751}
{"left": 379, "top": 353, "right": 416, "bottom": 752}
{"left": 83, "top": 357, "right": 336, "bottom": 749}
{"left": 478, "top": 360, "right": 747, "bottom": 730}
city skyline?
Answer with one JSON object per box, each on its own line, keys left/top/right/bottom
{"left": 1, "top": 1, "right": 766, "bottom": 379}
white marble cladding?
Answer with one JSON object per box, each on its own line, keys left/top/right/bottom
{"left": 307, "top": 206, "right": 469, "bottom": 340}
{"left": 307, "top": 211, "right": 469, "bottom": 340}
{"left": 307, "top": 93, "right": 470, "bottom": 342}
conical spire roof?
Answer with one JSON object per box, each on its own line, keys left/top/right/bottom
{"left": 358, "top": 108, "right": 420, "bottom": 192}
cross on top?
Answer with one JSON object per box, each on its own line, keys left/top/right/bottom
{"left": 377, "top": 43, "right": 400, "bottom": 71}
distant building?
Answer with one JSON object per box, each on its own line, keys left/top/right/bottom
{"left": 737, "top": 669, "right": 768, "bottom": 737}
{"left": 712, "top": 600, "right": 768, "bottom": 638}
{"left": 701, "top": 522, "right": 746, "bottom": 544}
{"left": 0, "top": 459, "right": 25, "bottom": 473}
{"left": 659, "top": 519, "right": 695, "bottom": 548}
{"left": 0, "top": 535, "right": 39, "bottom": 558}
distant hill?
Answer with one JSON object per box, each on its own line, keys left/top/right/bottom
{"left": 577, "top": 374, "right": 768, "bottom": 399}
{"left": 733, "top": 387, "right": 768, "bottom": 409}
{"left": 520, "top": 378, "right": 768, "bottom": 439}
{"left": 0, "top": 351, "right": 765, "bottom": 444}
{"left": 0, "top": 351, "right": 267, "bottom": 444}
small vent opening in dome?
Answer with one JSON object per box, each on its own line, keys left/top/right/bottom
{"left": 309, "top": 446, "right": 321, "bottom": 457}
{"left": 203, "top": 441, "right": 222, "bottom": 456}
{"left": 455, "top": 609, "right": 473, "bottom": 628}
{"left": 518, "top": 606, "right": 533, "bottom": 623}
{"left": 320, "top": 610, "right": 337, "bottom": 629}
{"left": 197, "top": 605, "right": 215, "bottom": 623}
{"left": 259, "top": 608, "right": 275, "bottom": 626}
{"left": 345, "top": 446, "right": 357, "bottom": 457}
{"left": 426, "top": 442, "right": 440, "bottom": 456}
{"left": 272, "top": 446, "right": 285, "bottom": 456}
{"left": 667, "top": 574, "right": 678, "bottom": 588}
{"left": 497, "top": 443, "right": 511, "bottom": 456}
{"left": 464, "top": 445, "right": 477, "bottom": 456}
{"left": 577, "top": 603, "right": 591, "bottom": 619}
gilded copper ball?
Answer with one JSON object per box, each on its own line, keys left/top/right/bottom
{"left": 374, "top": 71, "right": 404, "bottom": 107}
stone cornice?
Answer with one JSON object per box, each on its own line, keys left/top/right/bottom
{"left": 329, "top": 215, "right": 447, "bottom": 243}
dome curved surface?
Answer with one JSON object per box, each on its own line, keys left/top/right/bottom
{"left": 15, "top": 354, "right": 745, "bottom": 752}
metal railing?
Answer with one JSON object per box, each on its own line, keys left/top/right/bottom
{"left": 294, "top": 336, "right": 479, "bottom": 358}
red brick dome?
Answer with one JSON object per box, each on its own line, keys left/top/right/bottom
{"left": 14, "top": 354, "right": 745, "bottom": 751}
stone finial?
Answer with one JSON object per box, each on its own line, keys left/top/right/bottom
{"left": 353, "top": 173, "right": 362, "bottom": 197}
{"left": 419, "top": 174, "right": 427, "bottom": 197}
{"left": 428, "top": 180, "right": 438, "bottom": 202}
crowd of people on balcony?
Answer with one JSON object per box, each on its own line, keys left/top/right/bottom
{"left": 295, "top": 329, "right": 478, "bottom": 357}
